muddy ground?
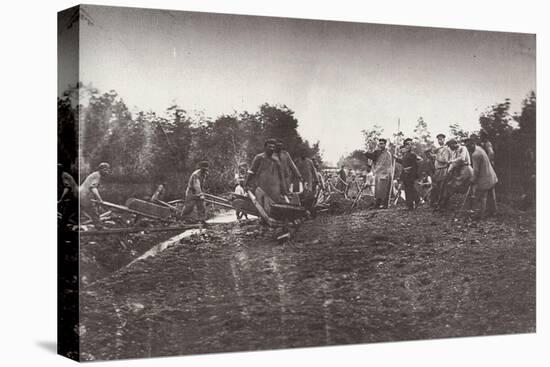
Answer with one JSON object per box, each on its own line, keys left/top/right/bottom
{"left": 79, "top": 201, "right": 536, "bottom": 361}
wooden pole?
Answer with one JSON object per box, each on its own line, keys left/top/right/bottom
{"left": 387, "top": 118, "right": 400, "bottom": 208}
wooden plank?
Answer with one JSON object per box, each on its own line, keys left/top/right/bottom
{"left": 92, "top": 200, "right": 171, "bottom": 222}
{"left": 80, "top": 224, "right": 202, "bottom": 236}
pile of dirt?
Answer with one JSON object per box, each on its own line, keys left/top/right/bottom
{"left": 79, "top": 204, "right": 535, "bottom": 361}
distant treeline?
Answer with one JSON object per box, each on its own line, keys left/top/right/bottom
{"left": 58, "top": 83, "right": 323, "bottom": 200}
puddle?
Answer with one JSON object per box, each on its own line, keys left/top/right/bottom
{"left": 128, "top": 210, "right": 248, "bottom": 266}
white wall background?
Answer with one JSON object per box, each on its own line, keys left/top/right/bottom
{"left": 0, "top": 0, "right": 547, "bottom": 366}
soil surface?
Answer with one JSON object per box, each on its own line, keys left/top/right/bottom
{"left": 79, "top": 201, "right": 536, "bottom": 361}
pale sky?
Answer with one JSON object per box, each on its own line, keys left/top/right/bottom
{"left": 59, "top": 5, "right": 535, "bottom": 165}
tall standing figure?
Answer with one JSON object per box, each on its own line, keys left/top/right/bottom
{"left": 430, "top": 133, "right": 452, "bottom": 207}
{"left": 365, "top": 138, "right": 393, "bottom": 209}
{"left": 465, "top": 139, "right": 498, "bottom": 218}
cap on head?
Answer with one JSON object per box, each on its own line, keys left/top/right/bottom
{"left": 265, "top": 138, "right": 277, "bottom": 146}
{"left": 379, "top": 138, "right": 387, "bottom": 144}
{"left": 198, "top": 161, "right": 209, "bottom": 169}
{"left": 446, "top": 139, "right": 457, "bottom": 146}
{"left": 436, "top": 133, "right": 446, "bottom": 139}
{"left": 98, "top": 162, "right": 111, "bottom": 170}
{"left": 403, "top": 138, "right": 413, "bottom": 145}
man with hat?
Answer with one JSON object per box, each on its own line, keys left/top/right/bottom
{"left": 245, "top": 138, "right": 285, "bottom": 215}
{"left": 395, "top": 138, "right": 420, "bottom": 210}
{"left": 180, "top": 161, "right": 209, "bottom": 223}
{"left": 428, "top": 133, "right": 452, "bottom": 207}
{"left": 79, "top": 162, "right": 110, "bottom": 225}
{"left": 464, "top": 138, "right": 498, "bottom": 218}
{"left": 365, "top": 138, "right": 393, "bottom": 209}
{"left": 439, "top": 139, "right": 473, "bottom": 209}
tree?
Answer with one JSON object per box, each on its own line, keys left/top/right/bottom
{"left": 361, "top": 125, "right": 384, "bottom": 151}
{"left": 448, "top": 123, "right": 472, "bottom": 141}
{"left": 412, "top": 116, "right": 433, "bottom": 153}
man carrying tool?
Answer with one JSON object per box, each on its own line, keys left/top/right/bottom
{"left": 365, "top": 138, "right": 393, "bottom": 209}
{"left": 274, "top": 140, "right": 302, "bottom": 193}
{"left": 79, "top": 162, "right": 110, "bottom": 226}
{"left": 429, "top": 133, "right": 452, "bottom": 207}
{"left": 245, "top": 138, "right": 285, "bottom": 216}
{"left": 438, "top": 139, "right": 473, "bottom": 210}
{"left": 465, "top": 138, "right": 498, "bottom": 219}
{"left": 395, "top": 138, "right": 420, "bottom": 211}
{"left": 180, "top": 161, "right": 209, "bottom": 223}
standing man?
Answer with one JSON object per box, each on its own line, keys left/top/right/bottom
{"left": 465, "top": 139, "right": 498, "bottom": 218}
{"left": 245, "top": 138, "right": 285, "bottom": 215}
{"left": 365, "top": 138, "right": 393, "bottom": 209}
{"left": 430, "top": 133, "right": 452, "bottom": 207}
{"left": 58, "top": 163, "right": 78, "bottom": 224}
{"left": 295, "top": 153, "right": 318, "bottom": 193}
{"left": 364, "top": 165, "right": 375, "bottom": 196}
{"left": 234, "top": 177, "right": 249, "bottom": 220}
{"left": 275, "top": 140, "right": 302, "bottom": 193}
{"left": 180, "top": 161, "right": 209, "bottom": 223}
{"left": 312, "top": 159, "right": 325, "bottom": 195}
{"left": 337, "top": 167, "right": 347, "bottom": 193}
{"left": 439, "top": 139, "right": 473, "bottom": 210}
{"left": 479, "top": 129, "right": 495, "bottom": 166}
{"left": 395, "top": 138, "right": 420, "bottom": 210}
{"left": 79, "top": 162, "right": 110, "bottom": 225}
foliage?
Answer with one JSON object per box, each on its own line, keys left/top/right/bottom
{"left": 58, "top": 84, "right": 323, "bottom": 200}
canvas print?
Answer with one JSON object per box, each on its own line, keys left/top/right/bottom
{"left": 57, "top": 5, "right": 536, "bottom": 362}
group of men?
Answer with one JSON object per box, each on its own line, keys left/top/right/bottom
{"left": 244, "top": 138, "right": 322, "bottom": 216}
{"left": 58, "top": 132, "right": 498, "bottom": 228}
{"left": 364, "top": 132, "right": 498, "bottom": 218}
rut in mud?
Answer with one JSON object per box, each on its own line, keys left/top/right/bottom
{"left": 79, "top": 205, "right": 535, "bottom": 361}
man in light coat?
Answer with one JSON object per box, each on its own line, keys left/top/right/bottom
{"left": 465, "top": 139, "right": 498, "bottom": 218}
{"left": 365, "top": 138, "right": 393, "bottom": 209}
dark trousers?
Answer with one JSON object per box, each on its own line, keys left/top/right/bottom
{"left": 403, "top": 180, "right": 419, "bottom": 210}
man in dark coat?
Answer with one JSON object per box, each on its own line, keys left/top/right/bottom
{"left": 245, "top": 139, "right": 286, "bottom": 215}
{"left": 395, "top": 138, "right": 420, "bottom": 210}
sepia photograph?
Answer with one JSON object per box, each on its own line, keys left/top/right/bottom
{"left": 57, "top": 4, "right": 536, "bottom": 362}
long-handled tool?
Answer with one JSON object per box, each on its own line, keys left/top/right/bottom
{"left": 448, "top": 184, "right": 472, "bottom": 225}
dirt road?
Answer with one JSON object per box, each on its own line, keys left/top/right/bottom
{"left": 79, "top": 205, "right": 535, "bottom": 361}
